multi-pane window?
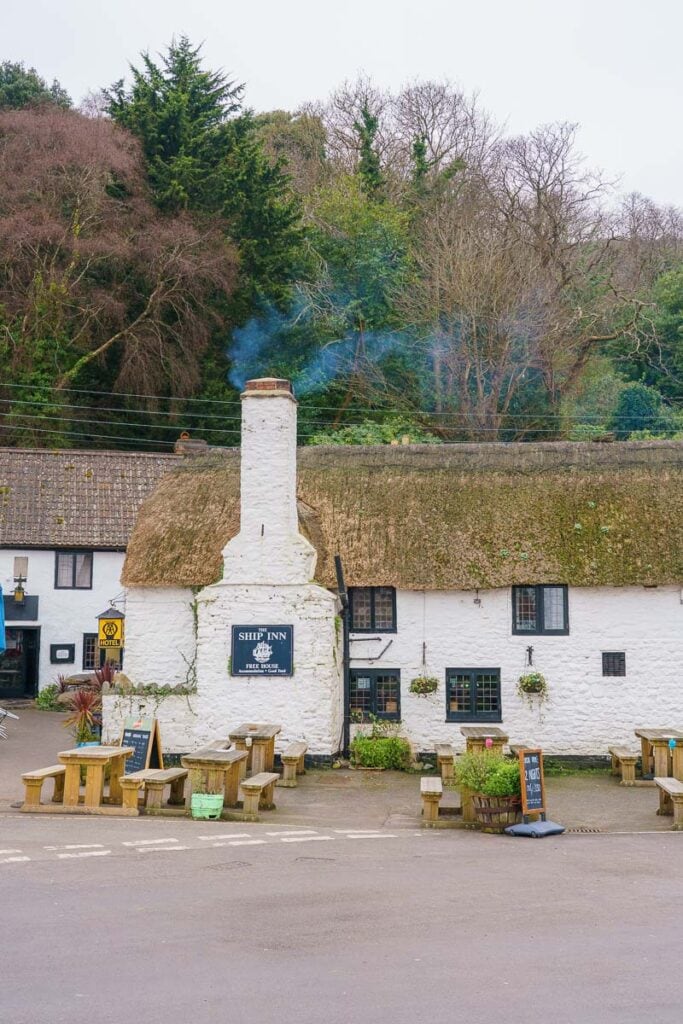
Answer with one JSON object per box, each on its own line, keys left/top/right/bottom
{"left": 55, "top": 551, "right": 93, "bottom": 590}
{"left": 602, "top": 652, "right": 626, "bottom": 677}
{"left": 82, "top": 633, "right": 98, "bottom": 671}
{"left": 512, "top": 585, "right": 568, "bottom": 635}
{"left": 349, "top": 587, "right": 396, "bottom": 632}
{"left": 349, "top": 670, "right": 400, "bottom": 720}
{"left": 446, "top": 668, "right": 502, "bottom": 722}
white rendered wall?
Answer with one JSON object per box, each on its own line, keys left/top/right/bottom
{"left": 350, "top": 585, "right": 683, "bottom": 755}
{"left": 121, "top": 587, "right": 197, "bottom": 688}
{"left": 112, "top": 582, "right": 683, "bottom": 756}
{"left": 0, "top": 548, "right": 125, "bottom": 691}
{"left": 193, "top": 582, "right": 343, "bottom": 756}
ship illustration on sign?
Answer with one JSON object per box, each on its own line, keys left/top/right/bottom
{"left": 252, "top": 640, "right": 273, "bottom": 663}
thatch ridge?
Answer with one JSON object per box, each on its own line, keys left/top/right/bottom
{"left": 121, "top": 441, "right": 683, "bottom": 590}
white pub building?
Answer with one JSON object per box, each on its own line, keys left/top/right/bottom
{"left": 104, "top": 378, "right": 683, "bottom": 759}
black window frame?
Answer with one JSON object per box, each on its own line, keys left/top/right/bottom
{"left": 348, "top": 586, "right": 397, "bottom": 633}
{"left": 512, "top": 585, "right": 569, "bottom": 636}
{"left": 349, "top": 668, "right": 401, "bottom": 721}
{"left": 602, "top": 651, "right": 626, "bottom": 677}
{"left": 82, "top": 633, "right": 99, "bottom": 671}
{"left": 445, "top": 667, "right": 502, "bottom": 723}
{"left": 54, "top": 550, "right": 93, "bottom": 590}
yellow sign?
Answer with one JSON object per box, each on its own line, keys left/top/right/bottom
{"left": 98, "top": 618, "right": 124, "bottom": 648}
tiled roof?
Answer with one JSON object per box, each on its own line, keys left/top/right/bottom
{"left": 0, "top": 448, "right": 180, "bottom": 549}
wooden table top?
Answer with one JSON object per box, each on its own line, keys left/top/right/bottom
{"left": 58, "top": 745, "right": 134, "bottom": 763}
{"left": 634, "top": 728, "right": 683, "bottom": 741}
{"left": 460, "top": 726, "right": 509, "bottom": 740}
{"left": 229, "top": 723, "right": 282, "bottom": 741}
{"left": 181, "top": 749, "right": 249, "bottom": 768}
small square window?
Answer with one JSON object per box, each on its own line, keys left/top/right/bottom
{"left": 602, "top": 652, "right": 626, "bottom": 677}
{"left": 55, "top": 551, "right": 93, "bottom": 590}
{"left": 349, "top": 587, "right": 396, "bottom": 632}
{"left": 82, "top": 633, "right": 99, "bottom": 671}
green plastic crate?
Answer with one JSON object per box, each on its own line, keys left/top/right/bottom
{"left": 191, "top": 793, "right": 224, "bottom": 820}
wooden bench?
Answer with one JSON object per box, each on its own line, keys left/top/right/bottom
{"left": 654, "top": 777, "right": 683, "bottom": 829}
{"left": 119, "top": 768, "right": 188, "bottom": 814}
{"left": 421, "top": 777, "right": 443, "bottom": 825}
{"left": 608, "top": 746, "right": 639, "bottom": 786}
{"left": 240, "top": 772, "right": 280, "bottom": 820}
{"left": 509, "top": 743, "right": 533, "bottom": 757}
{"left": 279, "top": 741, "right": 308, "bottom": 787}
{"left": 21, "top": 765, "right": 66, "bottom": 809}
{"left": 434, "top": 744, "right": 455, "bottom": 784}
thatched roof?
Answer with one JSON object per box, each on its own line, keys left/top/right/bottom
{"left": 0, "top": 447, "right": 179, "bottom": 550}
{"left": 122, "top": 441, "right": 683, "bottom": 590}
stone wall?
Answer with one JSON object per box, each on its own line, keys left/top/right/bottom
{"left": 350, "top": 584, "right": 683, "bottom": 754}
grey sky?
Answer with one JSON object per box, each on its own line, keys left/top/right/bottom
{"left": 4, "top": 0, "right": 682, "bottom": 205}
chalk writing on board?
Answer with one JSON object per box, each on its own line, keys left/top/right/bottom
{"left": 121, "top": 717, "right": 162, "bottom": 773}
{"left": 520, "top": 749, "right": 546, "bottom": 815}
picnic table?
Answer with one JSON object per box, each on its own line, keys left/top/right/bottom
{"left": 228, "top": 723, "right": 281, "bottom": 774}
{"left": 181, "top": 743, "right": 249, "bottom": 809}
{"left": 634, "top": 728, "right": 683, "bottom": 781}
{"left": 460, "top": 726, "right": 509, "bottom": 757}
{"left": 58, "top": 745, "right": 134, "bottom": 811}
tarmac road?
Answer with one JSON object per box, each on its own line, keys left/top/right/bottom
{"left": 1, "top": 814, "right": 682, "bottom": 1024}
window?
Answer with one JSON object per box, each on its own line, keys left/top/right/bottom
{"left": 82, "top": 633, "right": 98, "bottom": 671}
{"left": 349, "top": 587, "right": 396, "bottom": 632}
{"left": 55, "top": 551, "right": 93, "bottom": 590}
{"left": 602, "top": 652, "right": 626, "bottom": 677}
{"left": 349, "top": 670, "right": 400, "bottom": 720}
{"left": 446, "top": 668, "right": 502, "bottom": 722}
{"left": 512, "top": 585, "right": 568, "bottom": 635}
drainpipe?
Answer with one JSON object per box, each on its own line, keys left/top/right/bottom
{"left": 334, "top": 554, "right": 351, "bottom": 756}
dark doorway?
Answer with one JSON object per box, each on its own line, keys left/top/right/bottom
{"left": 0, "top": 627, "right": 40, "bottom": 698}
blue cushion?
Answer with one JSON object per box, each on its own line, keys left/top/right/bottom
{"left": 505, "top": 819, "right": 566, "bottom": 838}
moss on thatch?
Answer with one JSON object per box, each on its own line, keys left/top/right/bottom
{"left": 122, "top": 441, "right": 683, "bottom": 590}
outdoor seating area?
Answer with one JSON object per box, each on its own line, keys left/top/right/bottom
{"left": 19, "top": 721, "right": 308, "bottom": 822}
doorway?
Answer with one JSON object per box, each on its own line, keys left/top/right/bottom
{"left": 0, "top": 627, "right": 41, "bottom": 698}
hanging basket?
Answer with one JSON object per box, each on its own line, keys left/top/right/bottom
{"left": 471, "top": 794, "right": 521, "bottom": 832}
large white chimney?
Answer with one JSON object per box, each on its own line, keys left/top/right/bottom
{"left": 221, "top": 378, "right": 317, "bottom": 585}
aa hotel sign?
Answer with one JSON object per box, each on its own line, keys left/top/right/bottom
{"left": 231, "top": 625, "right": 294, "bottom": 676}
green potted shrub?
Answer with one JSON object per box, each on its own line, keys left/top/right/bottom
{"left": 453, "top": 751, "right": 521, "bottom": 831}
{"left": 349, "top": 715, "right": 412, "bottom": 770}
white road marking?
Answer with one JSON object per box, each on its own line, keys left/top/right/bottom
{"left": 122, "top": 838, "right": 179, "bottom": 847}
{"left": 266, "top": 829, "right": 318, "bottom": 837}
{"left": 334, "top": 829, "right": 386, "bottom": 834}
{"left": 226, "top": 839, "right": 266, "bottom": 846}
{"left": 0, "top": 848, "right": 22, "bottom": 854}
{"left": 0, "top": 856, "right": 30, "bottom": 864}
{"left": 345, "top": 834, "right": 397, "bottom": 840}
{"left": 136, "top": 846, "right": 190, "bottom": 853}
{"left": 46, "top": 844, "right": 104, "bottom": 850}
{"left": 58, "top": 850, "right": 111, "bottom": 859}
{"left": 197, "top": 833, "right": 252, "bottom": 840}
{"left": 279, "top": 835, "right": 334, "bottom": 844}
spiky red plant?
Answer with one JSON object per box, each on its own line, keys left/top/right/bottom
{"left": 64, "top": 688, "right": 102, "bottom": 743}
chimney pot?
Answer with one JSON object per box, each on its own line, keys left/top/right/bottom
{"left": 243, "top": 378, "right": 294, "bottom": 397}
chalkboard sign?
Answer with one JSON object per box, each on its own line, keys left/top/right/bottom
{"left": 120, "top": 716, "right": 163, "bottom": 774}
{"left": 519, "top": 749, "right": 546, "bottom": 816}
{"left": 231, "top": 625, "right": 293, "bottom": 676}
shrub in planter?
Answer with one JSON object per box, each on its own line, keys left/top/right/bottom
{"left": 409, "top": 675, "right": 438, "bottom": 696}
{"left": 453, "top": 751, "right": 521, "bottom": 831}
{"left": 350, "top": 734, "right": 412, "bottom": 770}
{"left": 35, "top": 684, "right": 61, "bottom": 711}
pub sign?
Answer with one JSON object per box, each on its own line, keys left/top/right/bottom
{"left": 231, "top": 625, "right": 293, "bottom": 676}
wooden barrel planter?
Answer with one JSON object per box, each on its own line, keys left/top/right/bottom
{"left": 471, "top": 794, "right": 521, "bottom": 832}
